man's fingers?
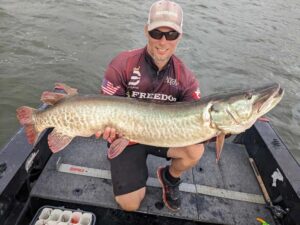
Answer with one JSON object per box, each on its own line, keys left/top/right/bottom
{"left": 107, "top": 128, "right": 117, "bottom": 143}
{"left": 103, "top": 127, "right": 111, "bottom": 140}
{"left": 95, "top": 131, "right": 102, "bottom": 139}
{"left": 102, "top": 127, "right": 125, "bottom": 143}
{"left": 103, "top": 127, "right": 118, "bottom": 143}
{"left": 110, "top": 128, "right": 116, "bottom": 141}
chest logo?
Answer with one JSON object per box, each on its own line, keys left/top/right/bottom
{"left": 166, "top": 76, "right": 178, "bottom": 87}
{"left": 128, "top": 67, "right": 141, "bottom": 86}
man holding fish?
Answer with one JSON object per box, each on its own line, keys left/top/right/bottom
{"left": 16, "top": 0, "right": 283, "bottom": 214}
{"left": 101, "top": 0, "right": 204, "bottom": 212}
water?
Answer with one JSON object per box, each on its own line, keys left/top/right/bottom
{"left": 0, "top": 0, "right": 299, "bottom": 163}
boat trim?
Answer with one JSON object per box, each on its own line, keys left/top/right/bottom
{"left": 56, "top": 158, "right": 265, "bottom": 205}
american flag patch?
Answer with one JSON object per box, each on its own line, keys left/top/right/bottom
{"left": 101, "top": 79, "right": 121, "bottom": 95}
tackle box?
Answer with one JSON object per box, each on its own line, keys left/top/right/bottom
{"left": 29, "top": 205, "right": 96, "bottom": 225}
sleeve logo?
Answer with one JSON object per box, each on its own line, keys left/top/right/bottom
{"left": 192, "top": 88, "right": 201, "bottom": 99}
{"left": 101, "top": 79, "right": 121, "bottom": 95}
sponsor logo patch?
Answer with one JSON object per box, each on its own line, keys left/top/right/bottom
{"left": 192, "top": 88, "right": 201, "bottom": 99}
{"left": 131, "top": 91, "right": 177, "bottom": 102}
{"left": 166, "top": 76, "right": 178, "bottom": 87}
{"left": 271, "top": 168, "right": 284, "bottom": 187}
{"left": 128, "top": 67, "right": 141, "bottom": 88}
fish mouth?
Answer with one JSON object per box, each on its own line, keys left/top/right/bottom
{"left": 253, "top": 83, "right": 284, "bottom": 114}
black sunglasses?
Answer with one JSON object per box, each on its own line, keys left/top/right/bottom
{"left": 148, "top": 29, "right": 180, "bottom": 41}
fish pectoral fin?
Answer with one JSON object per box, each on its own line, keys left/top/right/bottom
{"left": 107, "top": 138, "right": 129, "bottom": 159}
{"left": 55, "top": 83, "right": 78, "bottom": 96}
{"left": 215, "top": 133, "right": 226, "bottom": 162}
{"left": 41, "top": 91, "right": 67, "bottom": 105}
{"left": 48, "top": 129, "right": 74, "bottom": 153}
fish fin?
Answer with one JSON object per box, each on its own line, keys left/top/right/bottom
{"left": 258, "top": 117, "right": 269, "bottom": 122}
{"left": 48, "top": 129, "right": 74, "bottom": 153}
{"left": 55, "top": 83, "right": 78, "bottom": 96}
{"left": 16, "top": 106, "right": 41, "bottom": 144}
{"left": 206, "top": 134, "right": 232, "bottom": 144}
{"left": 16, "top": 106, "right": 35, "bottom": 125}
{"left": 41, "top": 91, "right": 67, "bottom": 105}
{"left": 25, "top": 125, "right": 41, "bottom": 145}
{"left": 108, "top": 138, "right": 129, "bottom": 159}
{"left": 216, "top": 133, "right": 226, "bottom": 162}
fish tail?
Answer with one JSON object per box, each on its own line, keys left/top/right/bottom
{"left": 16, "top": 106, "right": 35, "bottom": 125}
{"left": 16, "top": 106, "right": 39, "bottom": 144}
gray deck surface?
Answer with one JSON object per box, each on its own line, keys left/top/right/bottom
{"left": 31, "top": 137, "right": 275, "bottom": 224}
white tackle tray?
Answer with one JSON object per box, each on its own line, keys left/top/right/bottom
{"left": 29, "top": 205, "right": 96, "bottom": 225}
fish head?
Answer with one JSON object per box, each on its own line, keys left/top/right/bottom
{"left": 209, "top": 83, "right": 284, "bottom": 134}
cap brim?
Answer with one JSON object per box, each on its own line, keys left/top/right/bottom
{"left": 148, "top": 21, "right": 182, "bottom": 33}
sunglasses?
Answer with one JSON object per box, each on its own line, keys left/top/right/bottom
{"left": 148, "top": 29, "right": 180, "bottom": 41}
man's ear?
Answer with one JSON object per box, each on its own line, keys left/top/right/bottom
{"left": 144, "top": 24, "right": 149, "bottom": 37}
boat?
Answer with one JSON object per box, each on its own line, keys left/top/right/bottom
{"left": 0, "top": 91, "right": 299, "bottom": 225}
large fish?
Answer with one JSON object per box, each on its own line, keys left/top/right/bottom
{"left": 16, "top": 83, "right": 284, "bottom": 161}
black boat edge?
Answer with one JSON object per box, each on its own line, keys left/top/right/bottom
{"left": 234, "top": 120, "right": 300, "bottom": 224}
{"left": 0, "top": 119, "right": 299, "bottom": 225}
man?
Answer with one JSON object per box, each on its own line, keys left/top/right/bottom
{"left": 100, "top": 0, "right": 204, "bottom": 212}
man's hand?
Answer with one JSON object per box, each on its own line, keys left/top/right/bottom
{"left": 103, "top": 127, "right": 116, "bottom": 143}
{"left": 95, "top": 127, "right": 128, "bottom": 159}
{"left": 99, "top": 127, "right": 123, "bottom": 143}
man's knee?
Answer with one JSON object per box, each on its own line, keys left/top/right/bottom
{"left": 115, "top": 187, "right": 145, "bottom": 212}
{"left": 116, "top": 198, "right": 141, "bottom": 211}
{"left": 168, "top": 144, "right": 205, "bottom": 162}
{"left": 184, "top": 144, "right": 205, "bottom": 162}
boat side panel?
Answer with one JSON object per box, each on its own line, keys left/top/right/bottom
{"left": 242, "top": 121, "right": 300, "bottom": 225}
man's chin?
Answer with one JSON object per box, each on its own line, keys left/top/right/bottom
{"left": 155, "top": 55, "right": 170, "bottom": 63}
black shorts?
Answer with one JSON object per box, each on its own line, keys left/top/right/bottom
{"left": 108, "top": 143, "right": 169, "bottom": 196}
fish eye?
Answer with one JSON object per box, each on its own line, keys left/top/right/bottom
{"left": 210, "top": 104, "right": 220, "bottom": 113}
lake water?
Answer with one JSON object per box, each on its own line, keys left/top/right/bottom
{"left": 0, "top": 0, "right": 299, "bottom": 163}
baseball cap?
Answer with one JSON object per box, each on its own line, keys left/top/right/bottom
{"left": 147, "top": 0, "right": 183, "bottom": 34}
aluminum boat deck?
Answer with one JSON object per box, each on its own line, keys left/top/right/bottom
{"left": 29, "top": 136, "right": 275, "bottom": 225}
